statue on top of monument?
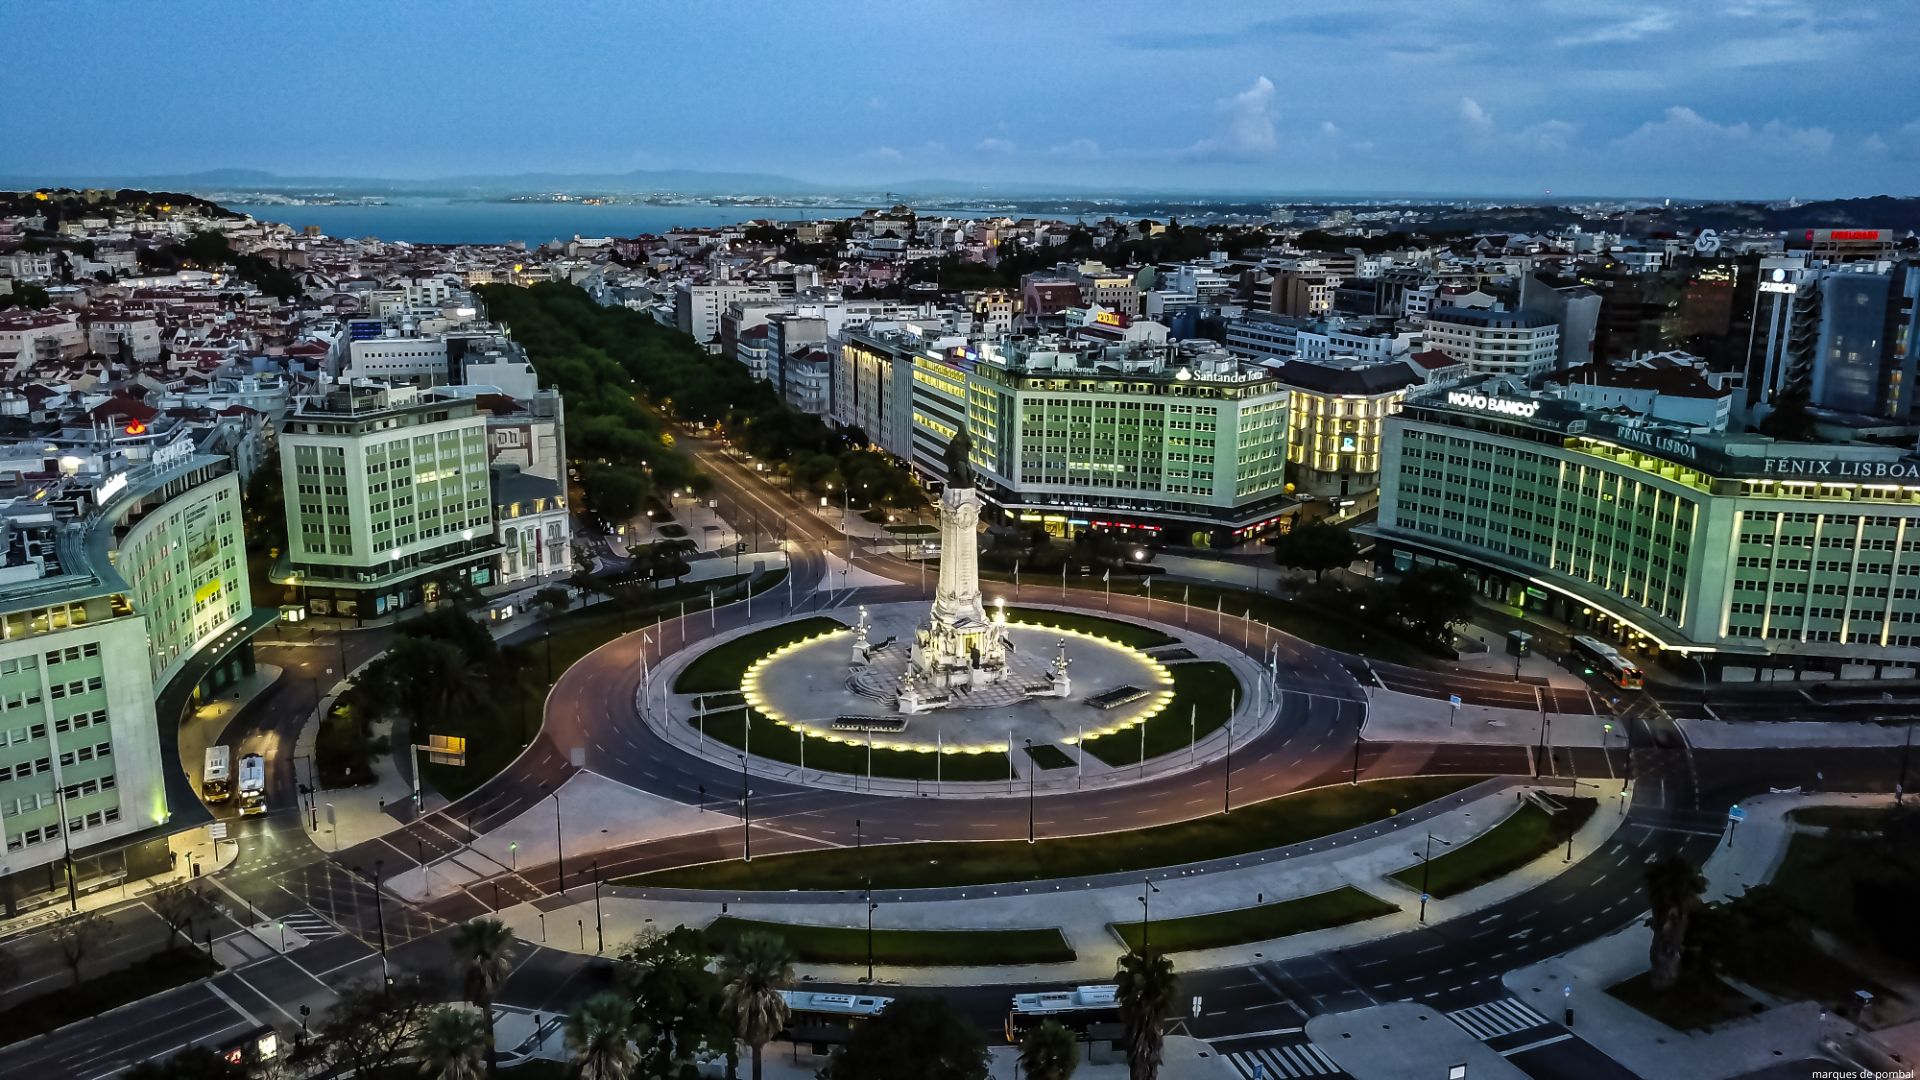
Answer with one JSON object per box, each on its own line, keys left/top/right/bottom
{"left": 943, "top": 428, "right": 974, "bottom": 489}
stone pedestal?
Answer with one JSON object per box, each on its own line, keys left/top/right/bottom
{"left": 906, "top": 484, "right": 1009, "bottom": 695}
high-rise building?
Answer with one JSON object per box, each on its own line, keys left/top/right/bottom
{"left": 1, "top": 436, "right": 266, "bottom": 914}
{"left": 1367, "top": 377, "right": 1920, "bottom": 680}
{"left": 851, "top": 331, "right": 1294, "bottom": 546}
{"left": 277, "top": 385, "right": 499, "bottom": 619}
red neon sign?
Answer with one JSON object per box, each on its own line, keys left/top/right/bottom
{"left": 124, "top": 419, "right": 147, "bottom": 436}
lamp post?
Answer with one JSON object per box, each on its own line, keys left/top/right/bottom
{"left": 1025, "top": 739, "right": 1036, "bottom": 844}
{"left": 739, "top": 753, "right": 751, "bottom": 862}
{"left": 864, "top": 878, "right": 877, "bottom": 984}
{"left": 1138, "top": 878, "right": 1161, "bottom": 951}
{"left": 592, "top": 860, "right": 604, "bottom": 954}
{"left": 1417, "top": 832, "right": 1453, "bottom": 923}
{"left": 1898, "top": 713, "right": 1914, "bottom": 806}
{"left": 370, "top": 859, "right": 390, "bottom": 985}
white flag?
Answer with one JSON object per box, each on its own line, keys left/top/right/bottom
{"left": 643, "top": 631, "right": 653, "bottom": 644}
{"left": 1102, "top": 569, "right": 1110, "bottom": 583}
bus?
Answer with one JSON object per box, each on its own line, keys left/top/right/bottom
{"left": 779, "top": 990, "right": 891, "bottom": 1050}
{"left": 237, "top": 753, "right": 267, "bottom": 815}
{"left": 203, "top": 746, "right": 232, "bottom": 804}
{"left": 1572, "top": 635, "right": 1644, "bottom": 690}
{"left": 1006, "top": 984, "right": 1121, "bottom": 1043}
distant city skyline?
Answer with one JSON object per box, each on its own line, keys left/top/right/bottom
{"left": 3, "top": 0, "right": 1916, "bottom": 200}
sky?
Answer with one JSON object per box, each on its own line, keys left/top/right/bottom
{"left": 3, "top": 0, "right": 1917, "bottom": 200}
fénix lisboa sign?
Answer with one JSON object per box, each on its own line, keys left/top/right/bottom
{"left": 1446, "top": 390, "right": 1540, "bottom": 419}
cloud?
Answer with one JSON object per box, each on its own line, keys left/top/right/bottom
{"left": 859, "top": 146, "right": 903, "bottom": 163}
{"left": 1612, "top": 105, "right": 1834, "bottom": 158}
{"left": 1552, "top": 9, "right": 1677, "bottom": 47}
{"left": 975, "top": 137, "right": 1017, "bottom": 154}
{"left": 1047, "top": 138, "right": 1102, "bottom": 161}
{"left": 1458, "top": 96, "right": 1576, "bottom": 152}
{"left": 1181, "top": 76, "right": 1279, "bottom": 161}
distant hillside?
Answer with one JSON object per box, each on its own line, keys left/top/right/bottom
{"left": 0, "top": 167, "right": 832, "bottom": 198}
{"left": 0, "top": 187, "right": 237, "bottom": 224}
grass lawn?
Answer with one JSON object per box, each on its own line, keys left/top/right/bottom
{"left": 1724, "top": 832, "right": 1899, "bottom": 1005}
{"left": 1111, "top": 886, "right": 1398, "bottom": 953}
{"left": 989, "top": 573, "right": 1435, "bottom": 666}
{"left": 0, "top": 947, "right": 219, "bottom": 1046}
{"left": 1082, "top": 661, "right": 1237, "bottom": 767}
{"left": 1025, "top": 743, "right": 1075, "bottom": 770}
{"left": 656, "top": 522, "right": 688, "bottom": 538}
{"left": 704, "top": 917, "right": 1075, "bottom": 966}
{"left": 1608, "top": 970, "right": 1759, "bottom": 1031}
{"left": 1004, "top": 606, "right": 1178, "bottom": 649}
{"left": 620, "top": 775, "right": 1482, "bottom": 891}
{"left": 1390, "top": 797, "right": 1597, "bottom": 899}
{"left": 1788, "top": 805, "right": 1892, "bottom": 831}
{"left": 693, "top": 708, "right": 1010, "bottom": 783}
{"left": 673, "top": 616, "right": 846, "bottom": 694}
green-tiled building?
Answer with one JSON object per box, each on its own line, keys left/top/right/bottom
{"left": 1368, "top": 379, "right": 1920, "bottom": 681}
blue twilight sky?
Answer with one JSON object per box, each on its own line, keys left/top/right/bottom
{"left": 3, "top": 0, "right": 1917, "bottom": 199}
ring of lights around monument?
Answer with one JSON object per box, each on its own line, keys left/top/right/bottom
{"left": 740, "top": 609, "right": 1175, "bottom": 754}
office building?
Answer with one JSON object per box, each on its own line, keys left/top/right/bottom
{"left": 1367, "top": 377, "right": 1920, "bottom": 680}
{"left": 1270, "top": 356, "right": 1423, "bottom": 501}
{"left": 876, "top": 333, "right": 1292, "bottom": 546}
{"left": 276, "top": 384, "right": 498, "bottom": 618}
{"left": 1423, "top": 306, "right": 1561, "bottom": 379}
{"left": 1, "top": 435, "right": 266, "bottom": 913}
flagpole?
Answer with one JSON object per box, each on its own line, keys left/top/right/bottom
{"left": 1183, "top": 584, "right": 1190, "bottom": 627}
{"left": 936, "top": 730, "right": 942, "bottom": 794}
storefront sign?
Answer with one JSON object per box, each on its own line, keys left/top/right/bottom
{"left": 93, "top": 472, "right": 128, "bottom": 505}
{"left": 152, "top": 435, "right": 195, "bottom": 472}
{"left": 1445, "top": 390, "right": 1540, "bottom": 419}
{"left": 1610, "top": 425, "right": 1700, "bottom": 463}
{"left": 1761, "top": 457, "right": 1920, "bottom": 481}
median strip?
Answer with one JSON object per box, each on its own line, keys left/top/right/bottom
{"left": 703, "top": 916, "right": 1075, "bottom": 966}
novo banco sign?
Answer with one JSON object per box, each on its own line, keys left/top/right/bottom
{"left": 1446, "top": 391, "right": 1540, "bottom": 419}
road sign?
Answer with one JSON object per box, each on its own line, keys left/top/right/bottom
{"left": 736, "top": 541, "right": 748, "bottom": 553}
{"left": 209, "top": 821, "right": 228, "bottom": 841}
{"left": 1252, "top": 1064, "right": 1264, "bottom": 1080}
{"left": 1448, "top": 694, "right": 1462, "bottom": 707}
{"left": 1727, "top": 805, "right": 1747, "bottom": 823}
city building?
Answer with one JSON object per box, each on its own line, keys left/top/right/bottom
{"left": 1269, "top": 356, "right": 1423, "bottom": 501}
{"left": 1422, "top": 306, "right": 1561, "bottom": 379}
{"left": 0, "top": 434, "right": 267, "bottom": 914}
{"left": 489, "top": 464, "right": 569, "bottom": 586}
{"left": 275, "top": 384, "right": 499, "bottom": 618}
{"left": 881, "top": 333, "right": 1293, "bottom": 546}
{"left": 1366, "top": 376, "right": 1920, "bottom": 680}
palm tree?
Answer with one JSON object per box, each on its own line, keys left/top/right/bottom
{"left": 565, "top": 993, "right": 642, "bottom": 1080}
{"left": 1019, "top": 1018, "right": 1080, "bottom": 1080}
{"left": 449, "top": 917, "right": 515, "bottom": 1075}
{"left": 1646, "top": 854, "right": 1706, "bottom": 991}
{"left": 416, "top": 1007, "right": 488, "bottom": 1080}
{"left": 1116, "top": 948, "right": 1178, "bottom": 1080}
{"left": 719, "top": 931, "right": 794, "bottom": 1080}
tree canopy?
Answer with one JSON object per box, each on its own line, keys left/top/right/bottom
{"left": 822, "top": 995, "right": 990, "bottom": 1080}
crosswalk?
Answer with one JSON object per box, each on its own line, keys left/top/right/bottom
{"left": 1223, "top": 1041, "right": 1344, "bottom": 1078}
{"left": 1445, "top": 997, "right": 1550, "bottom": 1041}
{"left": 278, "top": 910, "right": 343, "bottom": 942}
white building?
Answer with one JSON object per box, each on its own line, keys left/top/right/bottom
{"left": 1422, "top": 306, "right": 1561, "bottom": 379}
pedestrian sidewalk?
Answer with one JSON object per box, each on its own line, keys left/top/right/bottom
{"left": 1359, "top": 687, "right": 1618, "bottom": 749}
{"left": 1677, "top": 716, "right": 1916, "bottom": 749}
{"left": 1501, "top": 790, "right": 1895, "bottom": 1080}
{"left": 498, "top": 777, "right": 1627, "bottom": 986}
{"left": 0, "top": 826, "right": 239, "bottom": 942}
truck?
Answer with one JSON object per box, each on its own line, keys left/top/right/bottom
{"left": 237, "top": 753, "right": 267, "bottom": 816}
{"left": 203, "top": 746, "right": 232, "bottom": 804}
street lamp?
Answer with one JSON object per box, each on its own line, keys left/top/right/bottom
{"left": 1025, "top": 739, "right": 1036, "bottom": 844}
{"left": 1138, "top": 878, "right": 1162, "bottom": 951}
{"left": 592, "top": 860, "right": 604, "bottom": 954}
{"left": 1417, "top": 832, "right": 1453, "bottom": 923}
{"left": 739, "top": 752, "right": 752, "bottom": 862}
{"left": 864, "top": 878, "right": 878, "bottom": 984}
{"left": 369, "top": 859, "right": 391, "bottom": 985}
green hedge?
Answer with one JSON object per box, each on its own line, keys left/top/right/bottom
{"left": 704, "top": 917, "right": 1074, "bottom": 966}
{"left": 1111, "top": 886, "right": 1397, "bottom": 952}
{"left": 1391, "top": 797, "right": 1597, "bottom": 899}
{"left": 622, "top": 775, "right": 1482, "bottom": 891}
